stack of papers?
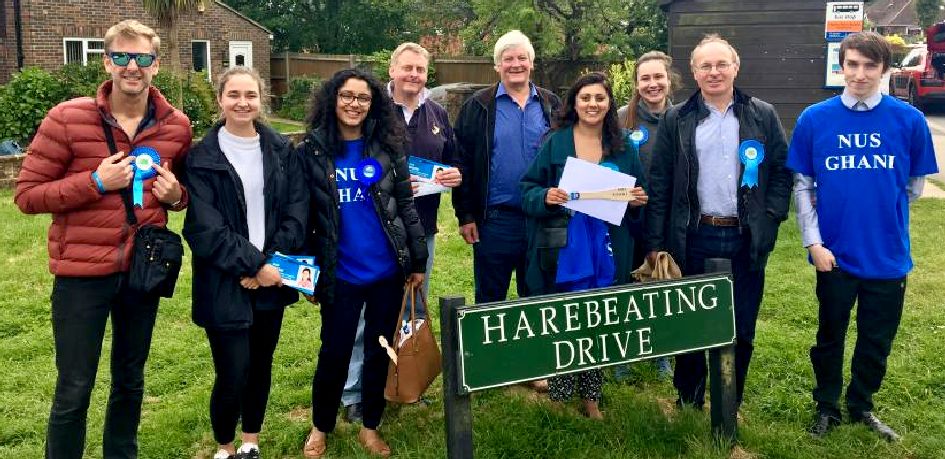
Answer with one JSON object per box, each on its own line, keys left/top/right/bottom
{"left": 408, "top": 156, "right": 451, "bottom": 197}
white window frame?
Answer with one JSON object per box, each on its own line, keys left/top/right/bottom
{"left": 191, "top": 40, "right": 212, "bottom": 80}
{"left": 63, "top": 37, "right": 105, "bottom": 65}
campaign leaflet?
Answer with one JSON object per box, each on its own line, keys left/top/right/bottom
{"left": 408, "top": 156, "right": 450, "bottom": 197}
{"left": 268, "top": 252, "right": 318, "bottom": 295}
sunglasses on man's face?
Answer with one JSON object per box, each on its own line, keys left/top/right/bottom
{"left": 108, "top": 52, "right": 157, "bottom": 68}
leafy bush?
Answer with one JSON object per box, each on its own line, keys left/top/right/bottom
{"left": 0, "top": 67, "right": 70, "bottom": 144}
{"left": 278, "top": 75, "right": 320, "bottom": 122}
{"left": 56, "top": 63, "right": 108, "bottom": 99}
{"left": 152, "top": 71, "right": 217, "bottom": 137}
{"left": 609, "top": 59, "right": 636, "bottom": 108}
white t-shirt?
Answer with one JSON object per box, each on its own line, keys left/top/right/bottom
{"left": 219, "top": 126, "right": 266, "bottom": 251}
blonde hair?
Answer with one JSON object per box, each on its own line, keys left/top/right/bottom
{"left": 215, "top": 66, "right": 269, "bottom": 121}
{"left": 390, "top": 42, "right": 430, "bottom": 69}
{"left": 493, "top": 30, "right": 535, "bottom": 66}
{"left": 104, "top": 20, "right": 161, "bottom": 55}
{"left": 690, "top": 33, "right": 740, "bottom": 67}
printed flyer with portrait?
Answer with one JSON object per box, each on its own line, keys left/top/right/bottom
{"left": 408, "top": 156, "right": 451, "bottom": 197}
{"left": 268, "top": 252, "right": 319, "bottom": 295}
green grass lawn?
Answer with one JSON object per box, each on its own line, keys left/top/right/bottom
{"left": 270, "top": 119, "right": 306, "bottom": 135}
{"left": 1, "top": 190, "right": 943, "bottom": 458}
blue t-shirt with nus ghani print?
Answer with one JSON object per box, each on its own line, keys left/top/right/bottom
{"left": 335, "top": 139, "right": 398, "bottom": 285}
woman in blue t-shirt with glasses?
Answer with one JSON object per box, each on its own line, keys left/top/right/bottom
{"left": 298, "top": 68, "right": 427, "bottom": 458}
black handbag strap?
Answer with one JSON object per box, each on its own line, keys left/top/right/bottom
{"left": 100, "top": 118, "right": 138, "bottom": 226}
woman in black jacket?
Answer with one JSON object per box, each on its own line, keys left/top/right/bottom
{"left": 299, "top": 68, "right": 426, "bottom": 458}
{"left": 183, "top": 67, "right": 308, "bottom": 459}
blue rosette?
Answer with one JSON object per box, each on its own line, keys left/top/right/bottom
{"left": 130, "top": 146, "right": 161, "bottom": 208}
{"left": 738, "top": 140, "right": 765, "bottom": 188}
{"left": 599, "top": 162, "right": 619, "bottom": 172}
{"left": 629, "top": 125, "right": 649, "bottom": 148}
{"left": 357, "top": 157, "right": 382, "bottom": 187}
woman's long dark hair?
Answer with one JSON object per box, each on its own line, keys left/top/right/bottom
{"left": 306, "top": 68, "right": 404, "bottom": 156}
{"left": 555, "top": 72, "right": 625, "bottom": 156}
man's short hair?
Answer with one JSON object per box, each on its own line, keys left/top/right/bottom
{"left": 690, "top": 33, "right": 740, "bottom": 67}
{"left": 493, "top": 30, "right": 535, "bottom": 66}
{"left": 390, "top": 42, "right": 430, "bottom": 69}
{"left": 839, "top": 32, "right": 892, "bottom": 72}
{"left": 104, "top": 20, "right": 161, "bottom": 55}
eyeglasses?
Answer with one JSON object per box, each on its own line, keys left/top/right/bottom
{"left": 695, "top": 62, "right": 734, "bottom": 74}
{"left": 338, "top": 92, "right": 372, "bottom": 106}
{"left": 109, "top": 52, "right": 157, "bottom": 68}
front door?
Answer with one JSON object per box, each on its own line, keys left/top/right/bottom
{"left": 228, "top": 41, "right": 253, "bottom": 68}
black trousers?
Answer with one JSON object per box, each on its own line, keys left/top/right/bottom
{"left": 673, "top": 225, "right": 765, "bottom": 408}
{"left": 311, "top": 275, "right": 403, "bottom": 432}
{"left": 811, "top": 269, "right": 906, "bottom": 417}
{"left": 46, "top": 274, "right": 159, "bottom": 459}
{"left": 206, "top": 308, "right": 285, "bottom": 444}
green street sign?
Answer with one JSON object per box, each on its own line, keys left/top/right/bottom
{"left": 455, "top": 274, "right": 735, "bottom": 393}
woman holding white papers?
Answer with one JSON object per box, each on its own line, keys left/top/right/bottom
{"left": 182, "top": 67, "right": 309, "bottom": 459}
{"left": 521, "top": 72, "right": 648, "bottom": 419}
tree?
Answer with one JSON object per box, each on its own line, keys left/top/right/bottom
{"left": 142, "top": 0, "right": 204, "bottom": 105}
{"left": 916, "top": 0, "right": 944, "bottom": 27}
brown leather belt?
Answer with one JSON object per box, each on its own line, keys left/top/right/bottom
{"left": 699, "top": 214, "right": 739, "bottom": 227}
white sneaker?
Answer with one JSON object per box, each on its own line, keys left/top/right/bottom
{"left": 213, "top": 449, "right": 233, "bottom": 459}
{"left": 236, "top": 442, "right": 260, "bottom": 459}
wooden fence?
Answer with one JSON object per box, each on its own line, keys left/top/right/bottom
{"left": 270, "top": 52, "right": 620, "bottom": 97}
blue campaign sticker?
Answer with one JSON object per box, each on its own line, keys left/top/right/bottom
{"left": 738, "top": 140, "right": 765, "bottom": 188}
{"left": 357, "top": 157, "right": 382, "bottom": 186}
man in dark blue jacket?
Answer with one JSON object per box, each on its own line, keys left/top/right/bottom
{"left": 645, "top": 34, "right": 792, "bottom": 411}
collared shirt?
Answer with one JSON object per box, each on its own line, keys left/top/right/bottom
{"left": 840, "top": 89, "right": 882, "bottom": 111}
{"left": 489, "top": 82, "right": 548, "bottom": 207}
{"left": 387, "top": 81, "right": 430, "bottom": 124}
{"left": 694, "top": 101, "right": 740, "bottom": 217}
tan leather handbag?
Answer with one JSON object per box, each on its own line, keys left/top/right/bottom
{"left": 383, "top": 285, "right": 442, "bottom": 403}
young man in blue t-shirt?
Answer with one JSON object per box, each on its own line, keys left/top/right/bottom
{"left": 787, "top": 31, "right": 939, "bottom": 442}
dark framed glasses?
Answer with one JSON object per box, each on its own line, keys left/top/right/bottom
{"left": 109, "top": 52, "right": 157, "bottom": 68}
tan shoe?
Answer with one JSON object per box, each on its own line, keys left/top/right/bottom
{"left": 358, "top": 427, "right": 391, "bottom": 457}
{"left": 302, "top": 428, "right": 327, "bottom": 458}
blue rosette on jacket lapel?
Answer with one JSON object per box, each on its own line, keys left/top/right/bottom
{"left": 738, "top": 140, "right": 765, "bottom": 188}
{"left": 130, "top": 146, "right": 161, "bottom": 207}
{"left": 629, "top": 125, "right": 649, "bottom": 149}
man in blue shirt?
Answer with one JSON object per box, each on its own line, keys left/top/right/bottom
{"left": 452, "top": 30, "right": 561, "bottom": 305}
{"left": 788, "top": 32, "right": 938, "bottom": 442}
{"left": 645, "top": 34, "right": 791, "bottom": 411}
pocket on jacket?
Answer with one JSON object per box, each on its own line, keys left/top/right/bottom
{"left": 536, "top": 226, "right": 567, "bottom": 249}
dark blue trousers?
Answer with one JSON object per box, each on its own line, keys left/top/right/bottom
{"left": 673, "top": 224, "right": 765, "bottom": 408}
{"left": 472, "top": 208, "right": 528, "bottom": 303}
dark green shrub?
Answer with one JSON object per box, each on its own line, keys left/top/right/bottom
{"left": 0, "top": 67, "right": 70, "bottom": 144}
{"left": 278, "top": 76, "right": 320, "bottom": 122}
{"left": 152, "top": 71, "right": 217, "bottom": 137}
{"left": 56, "top": 63, "right": 108, "bottom": 99}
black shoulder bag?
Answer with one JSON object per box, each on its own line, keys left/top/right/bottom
{"left": 101, "top": 119, "right": 184, "bottom": 298}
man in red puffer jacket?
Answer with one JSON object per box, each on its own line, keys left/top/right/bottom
{"left": 14, "top": 19, "right": 190, "bottom": 459}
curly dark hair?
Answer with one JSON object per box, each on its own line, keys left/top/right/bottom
{"left": 555, "top": 71, "right": 625, "bottom": 156}
{"left": 306, "top": 68, "right": 403, "bottom": 155}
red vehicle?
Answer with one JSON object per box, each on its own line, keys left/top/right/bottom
{"left": 890, "top": 23, "right": 945, "bottom": 110}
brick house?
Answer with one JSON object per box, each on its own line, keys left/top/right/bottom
{"left": 0, "top": 0, "right": 271, "bottom": 85}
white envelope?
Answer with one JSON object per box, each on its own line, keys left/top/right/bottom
{"left": 558, "top": 156, "right": 637, "bottom": 225}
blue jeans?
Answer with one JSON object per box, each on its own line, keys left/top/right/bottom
{"left": 343, "top": 237, "right": 436, "bottom": 406}
{"left": 473, "top": 208, "right": 528, "bottom": 303}
{"left": 673, "top": 224, "right": 765, "bottom": 408}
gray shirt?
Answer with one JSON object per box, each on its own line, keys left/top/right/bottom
{"left": 695, "top": 102, "right": 740, "bottom": 217}
{"left": 219, "top": 126, "right": 266, "bottom": 251}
